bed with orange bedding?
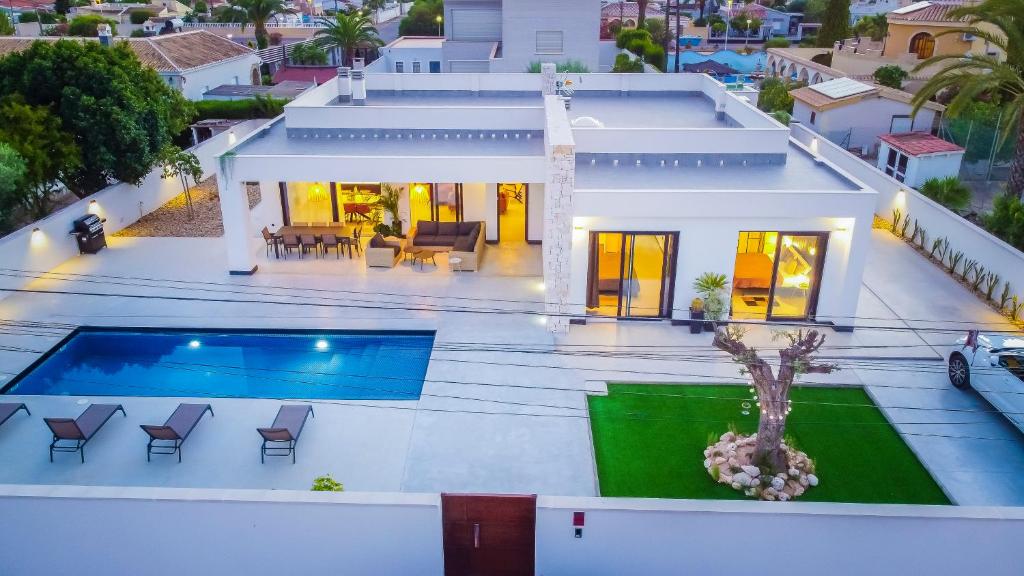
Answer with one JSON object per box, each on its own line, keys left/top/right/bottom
{"left": 733, "top": 253, "right": 774, "bottom": 289}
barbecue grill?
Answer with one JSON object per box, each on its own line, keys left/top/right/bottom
{"left": 71, "top": 214, "right": 106, "bottom": 254}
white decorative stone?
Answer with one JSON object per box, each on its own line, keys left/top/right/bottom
{"left": 740, "top": 465, "right": 760, "bottom": 478}
{"left": 807, "top": 474, "right": 819, "bottom": 487}
{"left": 771, "top": 477, "right": 785, "bottom": 491}
{"left": 733, "top": 472, "right": 752, "bottom": 487}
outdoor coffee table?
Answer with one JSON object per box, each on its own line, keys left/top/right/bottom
{"left": 410, "top": 248, "right": 439, "bottom": 270}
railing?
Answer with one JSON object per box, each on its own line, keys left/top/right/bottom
{"left": 255, "top": 37, "right": 324, "bottom": 64}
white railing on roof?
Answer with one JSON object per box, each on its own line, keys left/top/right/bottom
{"left": 255, "top": 37, "right": 325, "bottom": 64}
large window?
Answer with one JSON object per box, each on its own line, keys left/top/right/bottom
{"left": 586, "top": 232, "right": 677, "bottom": 318}
{"left": 409, "top": 183, "right": 462, "bottom": 226}
{"left": 731, "top": 231, "right": 827, "bottom": 321}
{"left": 285, "top": 181, "right": 333, "bottom": 224}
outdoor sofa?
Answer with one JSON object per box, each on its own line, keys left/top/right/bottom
{"left": 366, "top": 234, "right": 405, "bottom": 268}
{"left": 409, "top": 221, "right": 486, "bottom": 271}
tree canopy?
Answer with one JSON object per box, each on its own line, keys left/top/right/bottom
{"left": 398, "top": 0, "right": 442, "bottom": 36}
{"left": 816, "top": 0, "right": 849, "bottom": 47}
{"left": 66, "top": 15, "right": 118, "bottom": 37}
{"left": 315, "top": 9, "right": 383, "bottom": 66}
{"left": 0, "top": 40, "right": 194, "bottom": 197}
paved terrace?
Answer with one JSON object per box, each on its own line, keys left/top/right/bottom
{"left": 0, "top": 231, "right": 1022, "bottom": 504}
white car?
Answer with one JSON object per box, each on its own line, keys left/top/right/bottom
{"left": 948, "top": 332, "right": 1024, "bottom": 432}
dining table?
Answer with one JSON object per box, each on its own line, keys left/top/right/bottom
{"left": 272, "top": 224, "right": 356, "bottom": 259}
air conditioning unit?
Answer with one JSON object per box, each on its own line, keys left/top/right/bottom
{"left": 962, "top": 33, "right": 976, "bottom": 41}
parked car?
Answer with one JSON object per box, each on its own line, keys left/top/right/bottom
{"left": 947, "top": 331, "right": 1024, "bottom": 432}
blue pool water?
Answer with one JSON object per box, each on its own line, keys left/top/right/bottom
{"left": 668, "top": 50, "right": 766, "bottom": 73}
{"left": 4, "top": 329, "right": 435, "bottom": 400}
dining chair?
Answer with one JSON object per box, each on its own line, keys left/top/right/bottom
{"left": 299, "top": 234, "right": 318, "bottom": 258}
{"left": 261, "top": 227, "right": 277, "bottom": 257}
{"left": 281, "top": 234, "right": 300, "bottom": 258}
{"left": 321, "top": 233, "right": 342, "bottom": 259}
{"left": 352, "top": 226, "right": 363, "bottom": 256}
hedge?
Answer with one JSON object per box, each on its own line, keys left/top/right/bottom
{"left": 193, "top": 97, "right": 288, "bottom": 120}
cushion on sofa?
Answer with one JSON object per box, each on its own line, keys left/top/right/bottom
{"left": 417, "top": 221, "right": 438, "bottom": 235}
{"left": 458, "top": 222, "right": 478, "bottom": 235}
{"left": 468, "top": 226, "right": 480, "bottom": 245}
{"left": 413, "top": 235, "right": 437, "bottom": 246}
{"left": 453, "top": 235, "right": 475, "bottom": 252}
{"left": 369, "top": 233, "right": 386, "bottom": 248}
{"left": 437, "top": 222, "right": 459, "bottom": 236}
{"left": 432, "top": 235, "right": 458, "bottom": 246}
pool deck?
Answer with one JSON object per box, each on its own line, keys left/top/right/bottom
{"left": 1, "top": 232, "right": 1023, "bottom": 505}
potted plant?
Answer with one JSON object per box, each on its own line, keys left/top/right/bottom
{"left": 688, "top": 297, "right": 705, "bottom": 334}
{"left": 378, "top": 183, "right": 403, "bottom": 237}
{"left": 693, "top": 272, "right": 728, "bottom": 331}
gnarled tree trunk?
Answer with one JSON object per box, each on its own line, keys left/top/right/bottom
{"left": 1008, "top": 117, "right": 1024, "bottom": 200}
{"left": 713, "top": 327, "right": 837, "bottom": 474}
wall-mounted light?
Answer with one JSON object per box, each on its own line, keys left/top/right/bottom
{"left": 810, "top": 137, "right": 819, "bottom": 153}
{"left": 896, "top": 189, "right": 907, "bottom": 204}
{"left": 228, "top": 130, "right": 237, "bottom": 145}
{"left": 87, "top": 199, "right": 101, "bottom": 216}
{"left": 31, "top": 227, "right": 45, "bottom": 247}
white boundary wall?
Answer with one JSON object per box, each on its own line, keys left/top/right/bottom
{"left": 0, "top": 121, "right": 264, "bottom": 297}
{"left": 791, "top": 122, "right": 1024, "bottom": 299}
{"left": 1, "top": 485, "right": 1022, "bottom": 576}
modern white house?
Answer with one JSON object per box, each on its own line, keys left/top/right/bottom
{"left": 369, "top": 0, "right": 603, "bottom": 73}
{"left": 215, "top": 64, "right": 875, "bottom": 332}
{"left": 876, "top": 131, "right": 965, "bottom": 187}
{"left": 790, "top": 77, "right": 944, "bottom": 154}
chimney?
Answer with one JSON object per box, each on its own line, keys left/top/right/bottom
{"left": 336, "top": 66, "right": 351, "bottom": 103}
{"left": 98, "top": 23, "right": 112, "bottom": 47}
{"left": 351, "top": 58, "right": 366, "bottom": 105}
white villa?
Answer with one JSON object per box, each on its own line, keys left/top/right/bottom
{"left": 216, "top": 64, "right": 875, "bottom": 332}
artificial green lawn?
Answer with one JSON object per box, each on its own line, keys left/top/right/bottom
{"left": 589, "top": 384, "right": 950, "bottom": 505}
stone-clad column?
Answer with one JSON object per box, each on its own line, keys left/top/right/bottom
{"left": 542, "top": 95, "right": 575, "bottom": 334}
{"left": 540, "top": 62, "right": 557, "bottom": 96}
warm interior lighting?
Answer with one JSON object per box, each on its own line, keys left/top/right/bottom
{"left": 781, "top": 273, "right": 811, "bottom": 289}
{"left": 412, "top": 183, "right": 426, "bottom": 196}
{"left": 308, "top": 183, "right": 328, "bottom": 202}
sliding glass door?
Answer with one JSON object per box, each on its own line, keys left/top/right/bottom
{"left": 731, "top": 231, "right": 827, "bottom": 321}
{"left": 587, "top": 232, "right": 678, "bottom": 319}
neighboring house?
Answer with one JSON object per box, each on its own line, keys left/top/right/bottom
{"left": 600, "top": 1, "right": 665, "bottom": 29}
{"left": 715, "top": 3, "right": 804, "bottom": 39}
{"left": 396, "top": 0, "right": 603, "bottom": 73}
{"left": 876, "top": 131, "right": 964, "bottom": 187}
{"left": 0, "top": 31, "right": 261, "bottom": 101}
{"left": 832, "top": 1, "right": 1005, "bottom": 82}
{"left": 71, "top": 1, "right": 171, "bottom": 23}
{"left": 790, "top": 77, "right": 944, "bottom": 154}
{"left": 848, "top": 0, "right": 912, "bottom": 26}
{"left": 214, "top": 65, "right": 875, "bottom": 332}
{"left": 372, "top": 36, "right": 444, "bottom": 74}
{"left": 142, "top": 16, "right": 185, "bottom": 36}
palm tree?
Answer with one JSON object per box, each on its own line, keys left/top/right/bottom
{"left": 314, "top": 10, "right": 383, "bottom": 67}
{"left": 911, "top": 0, "right": 1024, "bottom": 198}
{"left": 636, "top": 0, "right": 650, "bottom": 28}
{"left": 214, "top": 0, "right": 295, "bottom": 49}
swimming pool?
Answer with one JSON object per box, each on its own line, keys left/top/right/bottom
{"left": 3, "top": 329, "right": 435, "bottom": 400}
{"left": 668, "top": 50, "right": 767, "bottom": 73}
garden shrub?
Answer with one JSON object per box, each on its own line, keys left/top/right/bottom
{"left": 764, "top": 37, "right": 790, "bottom": 48}
{"left": 67, "top": 14, "right": 117, "bottom": 37}
{"left": 984, "top": 194, "right": 1024, "bottom": 251}
{"left": 129, "top": 10, "right": 154, "bottom": 25}
{"left": 193, "top": 97, "right": 287, "bottom": 120}
{"left": 919, "top": 176, "right": 971, "bottom": 212}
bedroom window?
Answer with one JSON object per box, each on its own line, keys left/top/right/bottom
{"left": 732, "top": 231, "right": 827, "bottom": 321}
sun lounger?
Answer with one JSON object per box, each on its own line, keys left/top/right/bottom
{"left": 140, "top": 403, "right": 214, "bottom": 462}
{"left": 44, "top": 403, "right": 126, "bottom": 463}
{"left": 0, "top": 403, "right": 30, "bottom": 430}
{"left": 257, "top": 405, "right": 314, "bottom": 464}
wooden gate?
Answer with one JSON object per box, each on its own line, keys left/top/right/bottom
{"left": 441, "top": 493, "right": 537, "bottom": 576}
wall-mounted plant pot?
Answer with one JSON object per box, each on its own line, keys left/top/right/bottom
{"left": 688, "top": 308, "right": 704, "bottom": 334}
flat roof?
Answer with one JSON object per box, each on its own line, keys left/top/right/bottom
{"left": 575, "top": 142, "right": 861, "bottom": 191}
{"left": 204, "top": 80, "right": 314, "bottom": 99}
{"left": 388, "top": 36, "right": 445, "bottom": 49}
{"left": 341, "top": 91, "right": 543, "bottom": 108}
{"left": 566, "top": 92, "right": 727, "bottom": 129}
{"left": 233, "top": 119, "right": 545, "bottom": 157}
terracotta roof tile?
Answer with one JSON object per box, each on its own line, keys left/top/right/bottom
{"left": 880, "top": 132, "right": 964, "bottom": 156}
{"left": 888, "top": 2, "right": 968, "bottom": 23}
{"left": 0, "top": 31, "right": 255, "bottom": 73}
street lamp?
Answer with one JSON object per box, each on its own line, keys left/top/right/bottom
{"left": 744, "top": 19, "right": 751, "bottom": 48}
{"left": 435, "top": 14, "right": 442, "bottom": 37}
